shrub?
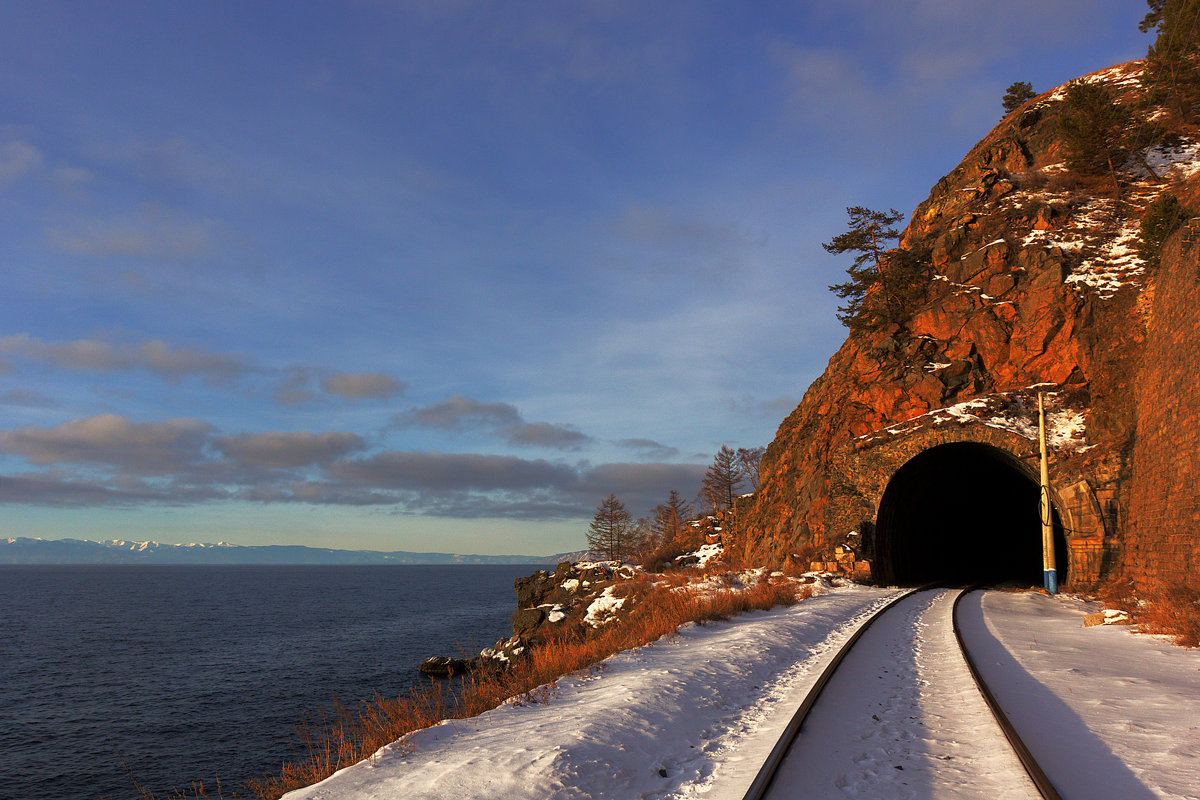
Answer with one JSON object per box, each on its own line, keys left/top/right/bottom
{"left": 1138, "top": 191, "right": 1195, "bottom": 267}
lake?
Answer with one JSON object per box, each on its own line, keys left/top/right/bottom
{"left": 0, "top": 564, "right": 534, "bottom": 800}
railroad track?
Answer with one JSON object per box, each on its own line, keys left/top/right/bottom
{"left": 743, "top": 587, "right": 1062, "bottom": 800}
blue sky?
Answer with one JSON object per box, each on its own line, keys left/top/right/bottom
{"left": 0, "top": 1, "right": 1149, "bottom": 555}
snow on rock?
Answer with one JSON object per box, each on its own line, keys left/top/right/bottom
{"left": 691, "top": 543, "right": 723, "bottom": 568}
{"left": 582, "top": 586, "right": 625, "bottom": 627}
{"left": 858, "top": 389, "right": 1087, "bottom": 452}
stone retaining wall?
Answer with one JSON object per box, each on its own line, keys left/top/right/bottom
{"left": 1124, "top": 220, "right": 1200, "bottom": 590}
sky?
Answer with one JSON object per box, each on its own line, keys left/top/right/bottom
{"left": 0, "top": 1, "right": 1151, "bottom": 556}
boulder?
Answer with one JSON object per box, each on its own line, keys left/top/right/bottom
{"left": 511, "top": 607, "right": 546, "bottom": 636}
{"left": 418, "top": 656, "right": 473, "bottom": 677}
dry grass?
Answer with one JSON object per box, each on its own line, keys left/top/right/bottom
{"left": 144, "top": 572, "right": 808, "bottom": 800}
{"left": 1096, "top": 574, "right": 1200, "bottom": 648}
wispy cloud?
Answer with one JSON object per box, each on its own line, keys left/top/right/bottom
{"left": 398, "top": 395, "right": 592, "bottom": 450}
{"left": 0, "top": 409, "right": 704, "bottom": 520}
{"left": 46, "top": 206, "right": 218, "bottom": 260}
{"left": 0, "top": 140, "right": 41, "bottom": 185}
{"left": 0, "top": 389, "right": 58, "bottom": 408}
{"left": 616, "top": 438, "right": 681, "bottom": 460}
{"left": 0, "top": 334, "right": 250, "bottom": 385}
{"left": 321, "top": 372, "right": 407, "bottom": 400}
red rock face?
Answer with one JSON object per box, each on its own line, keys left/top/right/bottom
{"left": 739, "top": 60, "right": 1200, "bottom": 582}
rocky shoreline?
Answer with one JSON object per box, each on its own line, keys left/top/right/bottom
{"left": 419, "top": 559, "right": 639, "bottom": 676}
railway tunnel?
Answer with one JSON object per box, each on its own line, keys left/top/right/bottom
{"left": 872, "top": 442, "right": 1068, "bottom": 586}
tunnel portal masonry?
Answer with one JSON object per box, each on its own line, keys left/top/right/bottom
{"left": 817, "top": 388, "right": 1110, "bottom": 589}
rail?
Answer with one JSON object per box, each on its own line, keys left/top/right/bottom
{"left": 742, "top": 587, "right": 1063, "bottom": 800}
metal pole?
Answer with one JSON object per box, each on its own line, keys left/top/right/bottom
{"left": 1038, "top": 392, "right": 1058, "bottom": 594}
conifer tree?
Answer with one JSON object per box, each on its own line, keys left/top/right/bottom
{"left": 824, "top": 206, "right": 928, "bottom": 329}
{"left": 1057, "top": 80, "right": 1131, "bottom": 199}
{"left": 1139, "top": 0, "right": 1200, "bottom": 121}
{"left": 1002, "top": 81, "right": 1036, "bottom": 114}
{"left": 1138, "top": 192, "right": 1195, "bottom": 266}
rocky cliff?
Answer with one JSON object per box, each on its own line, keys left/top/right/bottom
{"left": 740, "top": 60, "right": 1200, "bottom": 592}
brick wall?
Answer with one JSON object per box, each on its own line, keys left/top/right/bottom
{"left": 1125, "top": 220, "right": 1200, "bottom": 589}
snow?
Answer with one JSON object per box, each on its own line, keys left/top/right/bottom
{"left": 959, "top": 591, "right": 1200, "bottom": 800}
{"left": 858, "top": 391, "right": 1087, "bottom": 452}
{"left": 1133, "top": 138, "right": 1200, "bottom": 181}
{"left": 691, "top": 543, "right": 722, "bottom": 568}
{"left": 582, "top": 586, "right": 626, "bottom": 627}
{"left": 279, "top": 585, "right": 1200, "bottom": 799}
{"left": 769, "top": 589, "right": 1037, "bottom": 798}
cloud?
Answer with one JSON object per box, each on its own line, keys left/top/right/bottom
{"left": 238, "top": 481, "right": 399, "bottom": 506}
{"left": 45, "top": 206, "right": 217, "bottom": 260}
{"left": 329, "top": 450, "right": 578, "bottom": 492}
{"left": 504, "top": 421, "right": 590, "bottom": 449}
{"left": 213, "top": 431, "right": 367, "bottom": 468}
{"left": 616, "top": 204, "right": 755, "bottom": 253}
{"left": 0, "top": 472, "right": 228, "bottom": 508}
{"left": 616, "top": 438, "right": 681, "bottom": 460}
{"left": 0, "top": 334, "right": 250, "bottom": 385}
{"left": 398, "top": 395, "right": 523, "bottom": 430}
{"left": 398, "top": 395, "right": 592, "bottom": 449}
{"left": 0, "top": 389, "right": 58, "bottom": 408}
{"left": 273, "top": 367, "right": 316, "bottom": 405}
{"left": 0, "top": 414, "right": 214, "bottom": 475}
{"left": 320, "top": 371, "right": 406, "bottom": 400}
{"left": 0, "top": 140, "right": 41, "bottom": 185}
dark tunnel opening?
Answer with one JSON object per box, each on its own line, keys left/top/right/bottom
{"left": 874, "top": 442, "right": 1068, "bottom": 587}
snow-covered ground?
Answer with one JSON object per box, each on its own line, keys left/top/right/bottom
{"left": 960, "top": 591, "right": 1200, "bottom": 800}
{"left": 285, "top": 584, "right": 1200, "bottom": 800}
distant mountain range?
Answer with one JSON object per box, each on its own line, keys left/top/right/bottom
{"left": 0, "top": 537, "right": 593, "bottom": 566}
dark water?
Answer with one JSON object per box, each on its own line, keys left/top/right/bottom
{"left": 0, "top": 564, "right": 533, "bottom": 800}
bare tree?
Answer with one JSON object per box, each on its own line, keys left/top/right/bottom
{"left": 586, "top": 493, "right": 640, "bottom": 562}
{"left": 651, "top": 489, "right": 694, "bottom": 544}
{"left": 736, "top": 446, "right": 765, "bottom": 492}
{"left": 701, "top": 445, "right": 744, "bottom": 512}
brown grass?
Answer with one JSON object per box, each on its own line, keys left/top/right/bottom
{"left": 143, "top": 573, "right": 808, "bottom": 799}
{"left": 1095, "top": 574, "right": 1200, "bottom": 648}
{"left": 1134, "top": 579, "right": 1200, "bottom": 648}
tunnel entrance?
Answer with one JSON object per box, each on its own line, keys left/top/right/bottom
{"left": 873, "top": 442, "right": 1068, "bottom": 586}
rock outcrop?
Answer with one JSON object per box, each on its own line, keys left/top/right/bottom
{"left": 740, "top": 60, "right": 1200, "bottom": 592}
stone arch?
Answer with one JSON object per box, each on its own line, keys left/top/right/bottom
{"left": 825, "top": 417, "right": 1096, "bottom": 587}
{"left": 871, "top": 441, "right": 1068, "bottom": 585}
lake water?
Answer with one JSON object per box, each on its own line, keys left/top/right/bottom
{"left": 0, "top": 564, "right": 535, "bottom": 800}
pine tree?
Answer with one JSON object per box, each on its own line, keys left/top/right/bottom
{"left": 1002, "top": 81, "right": 1036, "bottom": 114}
{"left": 586, "top": 493, "right": 637, "bottom": 562}
{"left": 824, "top": 207, "right": 928, "bottom": 329}
{"left": 1057, "top": 80, "right": 1131, "bottom": 198}
{"left": 1140, "top": 0, "right": 1200, "bottom": 122}
{"left": 1138, "top": 192, "right": 1195, "bottom": 266}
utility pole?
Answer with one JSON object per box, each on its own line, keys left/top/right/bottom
{"left": 1038, "top": 392, "right": 1058, "bottom": 594}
